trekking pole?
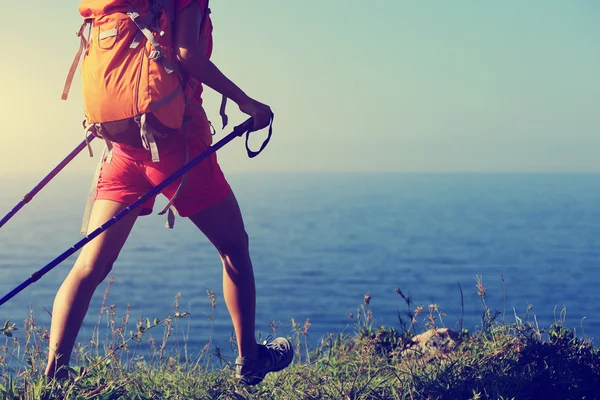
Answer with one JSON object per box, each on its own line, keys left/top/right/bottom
{"left": 0, "top": 116, "right": 271, "bottom": 308}
{"left": 0, "top": 133, "right": 96, "bottom": 229}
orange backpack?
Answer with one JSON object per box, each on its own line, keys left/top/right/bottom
{"left": 62, "top": 0, "right": 197, "bottom": 162}
{"left": 62, "top": 0, "right": 219, "bottom": 233}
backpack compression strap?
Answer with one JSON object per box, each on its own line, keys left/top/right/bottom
{"left": 61, "top": 20, "right": 91, "bottom": 101}
{"left": 127, "top": 2, "right": 178, "bottom": 76}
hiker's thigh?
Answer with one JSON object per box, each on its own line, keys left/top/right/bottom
{"left": 74, "top": 199, "right": 140, "bottom": 283}
{"left": 188, "top": 190, "right": 249, "bottom": 258}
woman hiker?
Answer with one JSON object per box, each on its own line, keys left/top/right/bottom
{"left": 44, "top": 0, "right": 293, "bottom": 386}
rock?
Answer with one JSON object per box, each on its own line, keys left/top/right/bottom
{"left": 403, "top": 328, "right": 461, "bottom": 358}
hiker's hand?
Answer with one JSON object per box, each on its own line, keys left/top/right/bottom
{"left": 238, "top": 96, "right": 272, "bottom": 131}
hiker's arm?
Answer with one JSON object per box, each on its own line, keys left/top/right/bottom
{"left": 174, "top": 2, "right": 272, "bottom": 129}
{"left": 174, "top": 2, "right": 246, "bottom": 103}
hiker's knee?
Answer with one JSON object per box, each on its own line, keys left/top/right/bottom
{"left": 72, "top": 256, "right": 115, "bottom": 286}
{"left": 98, "top": 261, "right": 115, "bottom": 284}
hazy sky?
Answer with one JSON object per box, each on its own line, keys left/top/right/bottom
{"left": 1, "top": 1, "right": 598, "bottom": 177}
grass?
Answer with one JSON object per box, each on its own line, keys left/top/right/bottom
{"left": 1, "top": 274, "right": 599, "bottom": 400}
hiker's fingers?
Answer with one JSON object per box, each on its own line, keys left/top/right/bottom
{"left": 251, "top": 100, "right": 272, "bottom": 131}
{"left": 253, "top": 107, "right": 272, "bottom": 131}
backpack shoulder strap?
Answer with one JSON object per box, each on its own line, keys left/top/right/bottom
{"left": 127, "top": 10, "right": 177, "bottom": 75}
{"left": 61, "top": 20, "right": 92, "bottom": 101}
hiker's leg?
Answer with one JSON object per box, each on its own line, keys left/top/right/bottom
{"left": 45, "top": 200, "right": 140, "bottom": 378}
{"left": 188, "top": 190, "right": 259, "bottom": 359}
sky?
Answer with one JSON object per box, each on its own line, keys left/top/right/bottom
{"left": 0, "top": 1, "right": 599, "bottom": 178}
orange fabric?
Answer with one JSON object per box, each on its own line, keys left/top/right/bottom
{"left": 79, "top": 0, "right": 215, "bottom": 141}
{"left": 95, "top": 132, "right": 231, "bottom": 217}
{"left": 79, "top": 0, "right": 186, "bottom": 130}
{"left": 81, "top": 0, "right": 229, "bottom": 218}
{"left": 95, "top": 102, "right": 228, "bottom": 217}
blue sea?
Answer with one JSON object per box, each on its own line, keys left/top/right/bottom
{"left": 1, "top": 172, "right": 600, "bottom": 363}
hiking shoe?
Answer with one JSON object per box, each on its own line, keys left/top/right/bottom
{"left": 235, "top": 337, "right": 294, "bottom": 385}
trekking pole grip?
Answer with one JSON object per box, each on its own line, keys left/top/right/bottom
{"left": 234, "top": 118, "right": 254, "bottom": 136}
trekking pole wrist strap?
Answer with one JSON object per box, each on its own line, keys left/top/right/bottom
{"left": 237, "top": 113, "right": 274, "bottom": 159}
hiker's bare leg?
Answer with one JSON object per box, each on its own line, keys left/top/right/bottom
{"left": 189, "top": 190, "right": 259, "bottom": 359}
{"left": 45, "top": 200, "right": 140, "bottom": 379}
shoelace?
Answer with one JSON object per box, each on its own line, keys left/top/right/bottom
{"left": 262, "top": 337, "right": 288, "bottom": 366}
{"left": 261, "top": 335, "right": 274, "bottom": 345}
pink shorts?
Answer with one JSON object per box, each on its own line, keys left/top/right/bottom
{"left": 95, "top": 132, "right": 231, "bottom": 218}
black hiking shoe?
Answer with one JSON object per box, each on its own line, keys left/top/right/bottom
{"left": 235, "top": 337, "right": 294, "bottom": 385}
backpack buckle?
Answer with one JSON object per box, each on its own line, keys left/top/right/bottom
{"left": 149, "top": 50, "right": 162, "bottom": 60}
{"left": 128, "top": 11, "right": 141, "bottom": 24}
